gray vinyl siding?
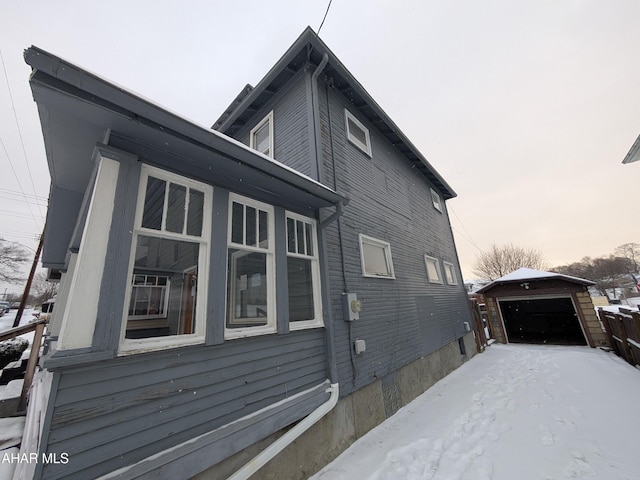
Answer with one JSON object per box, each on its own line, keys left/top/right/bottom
{"left": 235, "top": 70, "right": 313, "bottom": 179}
{"left": 40, "top": 330, "right": 326, "bottom": 480}
{"left": 317, "top": 80, "right": 471, "bottom": 396}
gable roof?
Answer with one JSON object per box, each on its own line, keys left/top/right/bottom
{"left": 213, "top": 27, "right": 456, "bottom": 200}
{"left": 477, "top": 267, "right": 595, "bottom": 293}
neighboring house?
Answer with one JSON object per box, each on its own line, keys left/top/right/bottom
{"left": 477, "top": 268, "right": 608, "bottom": 347}
{"left": 20, "top": 28, "right": 474, "bottom": 480}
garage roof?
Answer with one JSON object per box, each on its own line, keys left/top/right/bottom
{"left": 477, "top": 267, "right": 595, "bottom": 293}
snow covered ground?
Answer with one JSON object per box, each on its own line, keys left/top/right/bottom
{"left": 312, "top": 344, "right": 640, "bottom": 480}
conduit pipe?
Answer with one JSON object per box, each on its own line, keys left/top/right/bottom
{"left": 227, "top": 383, "right": 339, "bottom": 480}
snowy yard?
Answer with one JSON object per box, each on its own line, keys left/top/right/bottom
{"left": 312, "top": 344, "right": 640, "bottom": 480}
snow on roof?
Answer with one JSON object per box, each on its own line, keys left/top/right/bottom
{"left": 477, "top": 267, "right": 594, "bottom": 293}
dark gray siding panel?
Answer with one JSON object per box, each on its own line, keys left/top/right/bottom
{"left": 233, "top": 70, "right": 313, "bottom": 181}
{"left": 41, "top": 330, "right": 327, "bottom": 480}
{"left": 317, "top": 80, "right": 472, "bottom": 397}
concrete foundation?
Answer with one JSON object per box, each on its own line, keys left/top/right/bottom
{"left": 194, "top": 332, "right": 477, "bottom": 480}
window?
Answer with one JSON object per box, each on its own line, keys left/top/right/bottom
{"left": 443, "top": 261, "right": 458, "bottom": 285}
{"left": 345, "top": 109, "right": 372, "bottom": 156}
{"left": 359, "top": 234, "right": 395, "bottom": 279}
{"left": 121, "top": 166, "right": 212, "bottom": 352}
{"left": 286, "top": 213, "right": 323, "bottom": 329}
{"left": 425, "top": 255, "right": 443, "bottom": 284}
{"left": 430, "top": 188, "right": 443, "bottom": 213}
{"left": 250, "top": 111, "right": 274, "bottom": 158}
{"left": 226, "top": 194, "right": 276, "bottom": 338}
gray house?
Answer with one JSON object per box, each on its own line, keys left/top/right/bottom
{"left": 19, "top": 28, "right": 475, "bottom": 479}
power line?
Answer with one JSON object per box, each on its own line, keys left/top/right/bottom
{"left": 448, "top": 204, "right": 483, "bottom": 253}
{"left": 317, "top": 0, "right": 333, "bottom": 35}
{"left": 0, "top": 134, "right": 41, "bottom": 228}
{"left": 0, "top": 48, "right": 46, "bottom": 224}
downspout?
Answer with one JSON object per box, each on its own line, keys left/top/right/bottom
{"left": 228, "top": 53, "right": 341, "bottom": 480}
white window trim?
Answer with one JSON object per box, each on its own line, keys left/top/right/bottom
{"left": 225, "top": 193, "right": 277, "bottom": 340}
{"left": 425, "top": 255, "right": 443, "bottom": 284}
{"left": 120, "top": 165, "right": 212, "bottom": 354}
{"left": 359, "top": 234, "right": 396, "bottom": 279}
{"left": 250, "top": 111, "right": 274, "bottom": 158}
{"left": 286, "top": 211, "right": 324, "bottom": 331}
{"left": 443, "top": 261, "right": 458, "bottom": 285}
{"left": 430, "top": 188, "right": 443, "bottom": 213}
{"left": 345, "top": 109, "right": 372, "bottom": 157}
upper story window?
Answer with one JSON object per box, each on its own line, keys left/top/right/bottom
{"left": 250, "top": 111, "right": 274, "bottom": 158}
{"left": 430, "top": 188, "right": 443, "bottom": 213}
{"left": 443, "top": 261, "right": 458, "bottom": 285}
{"left": 345, "top": 109, "right": 372, "bottom": 157}
{"left": 226, "top": 194, "right": 276, "bottom": 338}
{"left": 425, "top": 255, "right": 443, "bottom": 284}
{"left": 286, "top": 212, "right": 323, "bottom": 329}
{"left": 121, "top": 165, "right": 212, "bottom": 353}
{"left": 359, "top": 234, "right": 395, "bottom": 279}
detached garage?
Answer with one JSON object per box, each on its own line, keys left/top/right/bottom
{"left": 478, "top": 268, "right": 609, "bottom": 347}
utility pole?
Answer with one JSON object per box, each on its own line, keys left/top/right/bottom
{"left": 13, "top": 232, "right": 45, "bottom": 328}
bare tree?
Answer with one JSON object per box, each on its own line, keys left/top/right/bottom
{"left": 30, "top": 272, "right": 58, "bottom": 306}
{"left": 473, "top": 243, "right": 548, "bottom": 281}
{"left": 0, "top": 238, "right": 30, "bottom": 284}
{"left": 553, "top": 255, "right": 632, "bottom": 298}
{"left": 614, "top": 243, "right": 640, "bottom": 272}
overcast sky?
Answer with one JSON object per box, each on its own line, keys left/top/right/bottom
{"left": 0, "top": 0, "right": 638, "bottom": 294}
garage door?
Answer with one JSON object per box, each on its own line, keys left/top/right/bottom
{"left": 499, "top": 297, "right": 587, "bottom": 345}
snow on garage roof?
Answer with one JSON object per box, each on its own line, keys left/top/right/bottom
{"left": 477, "top": 267, "right": 594, "bottom": 293}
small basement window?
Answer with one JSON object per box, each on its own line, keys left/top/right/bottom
{"left": 443, "top": 261, "right": 458, "bottom": 285}
{"left": 250, "top": 111, "right": 274, "bottom": 158}
{"left": 425, "top": 255, "right": 443, "bottom": 284}
{"left": 345, "top": 109, "right": 372, "bottom": 156}
{"left": 359, "top": 234, "right": 395, "bottom": 279}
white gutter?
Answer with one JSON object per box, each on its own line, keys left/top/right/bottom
{"left": 227, "top": 382, "right": 339, "bottom": 480}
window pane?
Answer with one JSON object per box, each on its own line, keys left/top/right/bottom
{"left": 231, "top": 202, "right": 244, "bottom": 244}
{"left": 166, "top": 183, "right": 186, "bottom": 233}
{"left": 296, "top": 220, "right": 305, "bottom": 254}
{"left": 227, "top": 249, "right": 268, "bottom": 328}
{"left": 426, "top": 259, "right": 441, "bottom": 282}
{"left": 288, "top": 257, "right": 314, "bottom": 322}
{"left": 286, "top": 217, "right": 296, "bottom": 253}
{"left": 348, "top": 118, "right": 367, "bottom": 146}
{"left": 254, "top": 123, "right": 270, "bottom": 155}
{"left": 246, "top": 206, "right": 257, "bottom": 247}
{"left": 363, "top": 242, "right": 390, "bottom": 276}
{"left": 141, "top": 176, "right": 166, "bottom": 230}
{"left": 259, "top": 210, "right": 268, "bottom": 248}
{"left": 126, "top": 235, "right": 199, "bottom": 339}
{"left": 187, "top": 189, "right": 204, "bottom": 237}
{"left": 305, "top": 223, "right": 313, "bottom": 256}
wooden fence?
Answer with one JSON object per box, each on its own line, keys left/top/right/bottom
{"left": 597, "top": 307, "right": 640, "bottom": 367}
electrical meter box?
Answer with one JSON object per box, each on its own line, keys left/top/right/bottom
{"left": 342, "top": 292, "right": 361, "bottom": 321}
